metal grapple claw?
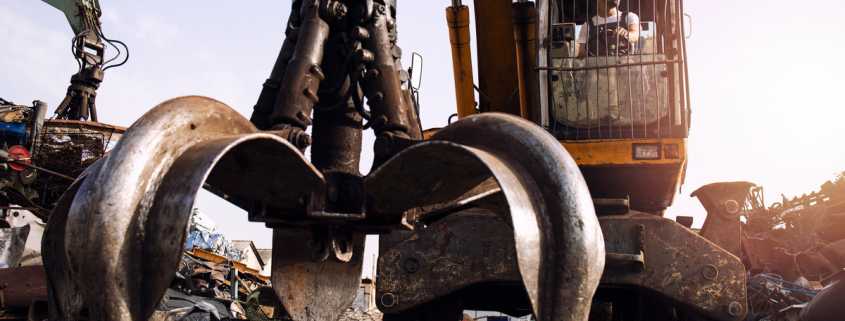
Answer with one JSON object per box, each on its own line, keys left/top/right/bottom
{"left": 45, "top": 99, "right": 602, "bottom": 321}
{"left": 44, "top": 96, "right": 329, "bottom": 321}
{"left": 368, "top": 113, "right": 605, "bottom": 321}
{"left": 43, "top": 165, "right": 93, "bottom": 321}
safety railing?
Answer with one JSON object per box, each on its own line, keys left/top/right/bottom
{"left": 546, "top": 0, "right": 689, "bottom": 140}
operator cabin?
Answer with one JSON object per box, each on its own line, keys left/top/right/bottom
{"left": 551, "top": 0, "right": 681, "bottom": 138}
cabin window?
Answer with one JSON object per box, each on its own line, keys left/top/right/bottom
{"left": 547, "top": 0, "right": 689, "bottom": 139}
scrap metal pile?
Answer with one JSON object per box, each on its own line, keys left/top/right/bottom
{"left": 0, "top": 99, "right": 126, "bottom": 321}
{"left": 152, "top": 251, "right": 273, "bottom": 321}
{"left": 1, "top": 207, "right": 280, "bottom": 321}
{"left": 30, "top": 119, "right": 122, "bottom": 209}
{"left": 0, "top": 98, "right": 123, "bottom": 217}
{"left": 160, "top": 210, "right": 273, "bottom": 321}
{"left": 693, "top": 173, "right": 845, "bottom": 321}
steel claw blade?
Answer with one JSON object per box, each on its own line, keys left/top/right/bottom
{"left": 44, "top": 96, "right": 328, "bottom": 321}
{"left": 367, "top": 113, "right": 605, "bottom": 321}
{"left": 270, "top": 228, "right": 365, "bottom": 321}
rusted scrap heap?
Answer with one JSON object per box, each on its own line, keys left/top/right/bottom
{"left": 150, "top": 249, "right": 274, "bottom": 321}
{"left": 0, "top": 98, "right": 124, "bottom": 217}
{"left": 693, "top": 173, "right": 845, "bottom": 321}
{"left": 1, "top": 225, "right": 276, "bottom": 321}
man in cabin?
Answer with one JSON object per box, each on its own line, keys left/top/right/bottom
{"left": 560, "top": 0, "right": 643, "bottom": 124}
{"left": 576, "top": 0, "right": 640, "bottom": 57}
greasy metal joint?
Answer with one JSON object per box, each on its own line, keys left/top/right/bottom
{"left": 728, "top": 301, "right": 743, "bottom": 317}
{"left": 381, "top": 292, "right": 397, "bottom": 308}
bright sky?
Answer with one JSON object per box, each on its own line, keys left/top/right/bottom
{"left": 3, "top": 1, "right": 845, "bottom": 276}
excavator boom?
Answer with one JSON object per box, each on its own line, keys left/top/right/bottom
{"left": 41, "top": 0, "right": 102, "bottom": 38}
{"left": 40, "top": 0, "right": 128, "bottom": 121}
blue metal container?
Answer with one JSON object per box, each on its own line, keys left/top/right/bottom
{"left": 0, "top": 122, "right": 29, "bottom": 146}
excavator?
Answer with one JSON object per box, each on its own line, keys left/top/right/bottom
{"left": 39, "top": 1, "right": 744, "bottom": 321}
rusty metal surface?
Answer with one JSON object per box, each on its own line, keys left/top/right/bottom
{"left": 358, "top": 1, "right": 418, "bottom": 153}
{"left": 0, "top": 266, "right": 47, "bottom": 309}
{"left": 700, "top": 177, "right": 845, "bottom": 282}
{"left": 817, "top": 238, "right": 845, "bottom": 270}
{"left": 33, "top": 119, "right": 123, "bottom": 209}
{"left": 371, "top": 113, "right": 604, "bottom": 321}
{"left": 200, "top": 134, "right": 325, "bottom": 216}
{"left": 599, "top": 213, "right": 747, "bottom": 321}
{"left": 378, "top": 207, "right": 747, "bottom": 320}
{"left": 429, "top": 113, "right": 606, "bottom": 319}
{"left": 42, "top": 119, "right": 127, "bottom": 134}
{"left": 692, "top": 181, "right": 754, "bottom": 257}
{"left": 253, "top": 0, "right": 418, "bottom": 168}
{"left": 270, "top": 228, "right": 364, "bottom": 321}
{"left": 187, "top": 248, "right": 269, "bottom": 282}
{"left": 266, "top": 0, "right": 328, "bottom": 133}
{"left": 44, "top": 96, "right": 307, "bottom": 321}
{"left": 377, "top": 209, "right": 523, "bottom": 312}
{"left": 815, "top": 210, "right": 845, "bottom": 243}
{"left": 685, "top": 179, "right": 845, "bottom": 320}
{"left": 249, "top": 0, "right": 300, "bottom": 131}
{"left": 41, "top": 161, "right": 93, "bottom": 321}
{"left": 743, "top": 236, "right": 802, "bottom": 281}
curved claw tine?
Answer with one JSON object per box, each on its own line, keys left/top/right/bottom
{"left": 43, "top": 160, "right": 103, "bottom": 321}
{"left": 270, "top": 229, "right": 366, "bottom": 321}
{"left": 367, "top": 113, "right": 604, "bottom": 321}
{"left": 144, "top": 133, "right": 324, "bottom": 319}
{"left": 50, "top": 96, "right": 323, "bottom": 321}
{"left": 61, "top": 96, "right": 256, "bottom": 321}
{"left": 185, "top": 134, "right": 325, "bottom": 218}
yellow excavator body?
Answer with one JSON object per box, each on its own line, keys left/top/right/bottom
{"left": 447, "top": 0, "right": 689, "bottom": 214}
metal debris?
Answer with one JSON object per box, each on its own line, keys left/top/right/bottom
{"left": 31, "top": 119, "right": 123, "bottom": 209}
{"left": 0, "top": 225, "right": 29, "bottom": 268}
{"left": 164, "top": 210, "right": 272, "bottom": 320}
{"left": 337, "top": 308, "right": 383, "bottom": 321}
{"left": 151, "top": 288, "right": 236, "bottom": 321}
{"left": 184, "top": 209, "right": 245, "bottom": 262}
{"left": 746, "top": 274, "right": 817, "bottom": 320}
{"left": 695, "top": 172, "right": 845, "bottom": 321}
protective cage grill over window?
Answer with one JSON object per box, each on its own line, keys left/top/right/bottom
{"left": 546, "top": 0, "right": 690, "bottom": 140}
